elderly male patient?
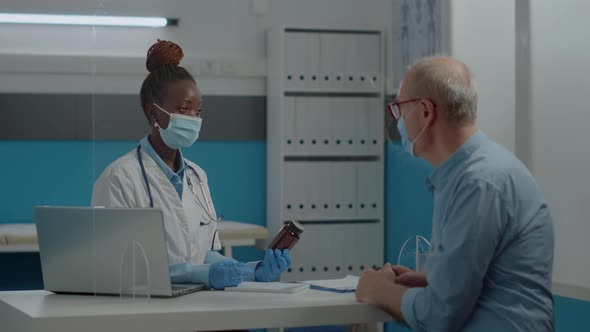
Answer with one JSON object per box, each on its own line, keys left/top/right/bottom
{"left": 356, "top": 56, "right": 554, "bottom": 332}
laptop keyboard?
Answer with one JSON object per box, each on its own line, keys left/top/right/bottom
{"left": 171, "top": 283, "right": 205, "bottom": 296}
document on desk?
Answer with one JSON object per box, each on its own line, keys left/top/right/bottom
{"left": 302, "top": 275, "right": 360, "bottom": 293}
{"left": 224, "top": 282, "right": 310, "bottom": 293}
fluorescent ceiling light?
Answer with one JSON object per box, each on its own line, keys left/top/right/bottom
{"left": 0, "top": 13, "right": 177, "bottom": 27}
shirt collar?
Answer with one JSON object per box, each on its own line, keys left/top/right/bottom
{"left": 139, "top": 135, "right": 186, "bottom": 181}
{"left": 427, "top": 130, "right": 486, "bottom": 190}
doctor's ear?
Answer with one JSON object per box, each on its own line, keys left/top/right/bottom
{"left": 145, "top": 105, "right": 158, "bottom": 127}
{"left": 151, "top": 114, "right": 158, "bottom": 127}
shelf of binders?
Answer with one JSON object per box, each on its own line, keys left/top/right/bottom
{"left": 282, "top": 151, "right": 382, "bottom": 159}
{"left": 267, "top": 25, "right": 386, "bottom": 281}
{"left": 283, "top": 85, "right": 382, "bottom": 95}
{"left": 281, "top": 95, "right": 384, "bottom": 157}
{"left": 281, "top": 160, "right": 383, "bottom": 221}
{"left": 281, "top": 218, "right": 383, "bottom": 281}
{"left": 282, "top": 30, "right": 382, "bottom": 94}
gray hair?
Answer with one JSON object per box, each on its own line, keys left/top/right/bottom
{"left": 405, "top": 56, "right": 478, "bottom": 125}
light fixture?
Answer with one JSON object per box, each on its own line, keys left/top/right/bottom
{"left": 0, "top": 13, "right": 178, "bottom": 27}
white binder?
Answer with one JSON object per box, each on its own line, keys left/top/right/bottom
{"left": 316, "top": 162, "right": 333, "bottom": 219}
{"left": 332, "top": 34, "right": 349, "bottom": 90}
{"left": 318, "top": 33, "right": 333, "bottom": 90}
{"left": 283, "top": 97, "right": 297, "bottom": 154}
{"left": 343, "top": 34, "right": 359, "bottom": 91}
{"left": 305, "top": 97, "right": 324, "bottom": 154}
{"left": 301, "top": 161, "right": 318, "bottom": 219}
{"left": 306, "top": 33, "right": 321, "bottom": 89}
{"left": 352, "top": 222, "right": 382, "bottom": 270}
{"left": 282, "top": 161, "right": 298, "bottom": 220}
{"left": 356, "top": 161, "right": 382, "bottom": 219}
{"left": 294, "top": 97, "right": 309, "bottom": 154}
{"left": 331, "top": 97, "right": 356, "bottom": 156}
{"left": 331, "top": 161, "right": 357, "bottom": 219}
{"left": 357, "top": 34, "right": 381, "bottom": 91}
{"left": 367, "top": 97, "right": 382, "bottom": 154}
{"left": 284, "top": 32, "right": 308, "bottom": 90}
{"left": 354, "top": 98, "right": 370, "bottom": 154}
{"left": 312, "top": 97, "right": 332, "bottom": 154}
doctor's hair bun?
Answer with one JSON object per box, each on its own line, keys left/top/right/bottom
{"left": 146, "top": 39, "right": 185, "bottom": 73}
{"left": 140, "top": 39, "right": 195, "bottom": 113}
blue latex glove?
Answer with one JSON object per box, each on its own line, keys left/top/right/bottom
{"left": 255, "top": 249, "right": 292, "bottom": 282}
{"left": 209, "top": 260, "right": 252, "bottom": 290}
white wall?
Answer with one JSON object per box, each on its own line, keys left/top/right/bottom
{"left": 526, "top": 0, "right": 590, "bottom": 290}
{"left": 515, "top": 0, "right": 532, "bottom": 168}
{"left": 0, "top": 0, "right": 393, "bottom": 95}
{"left": 447, "top": 0, "right": 590, "bottom": 295}
{"left": 445, "top": 0, "right": 516, "bottom": 152}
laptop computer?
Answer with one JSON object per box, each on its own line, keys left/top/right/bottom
{"left": 34, "top": 206, "right": 205, "bottom": 297}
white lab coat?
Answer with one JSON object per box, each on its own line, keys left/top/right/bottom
{"left": 91, "top": 148, "right": 222, "bottom": 266}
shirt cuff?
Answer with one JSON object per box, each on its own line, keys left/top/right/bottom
{"left": 401, "top": 287, "right": 422, "bottom": 331}
{"left": 169, "top": 263, "right": 192, "bottom": 283}
{"left": 189, "top": 264, "right": 211, "bottom": 288}
{"left": 169, "top": 263, "right": 211, "bottom": 288}
{"left": 244, "top": 261, "right": 261, "bottom": 281}
{"left": 204, "top": 250, "right": 235, "bottom": 264}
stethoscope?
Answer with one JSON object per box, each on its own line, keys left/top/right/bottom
{"left": 136, "top": 145, "right": 222, "bottom": 249}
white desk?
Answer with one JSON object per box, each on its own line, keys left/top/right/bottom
{"left": 0, "top": 244, "right": 39, "bottom": 253}
{"left": 0, "top": 224, "right": 37, "bottom": 253}
{"left": 217, "top": 221, "right": 268, "bottom": 258}
{"left": 0, "top": 289, "right": 391, "bottom": 332}
{"left": 0, "top": 222, "right": 268, "bottom": 257}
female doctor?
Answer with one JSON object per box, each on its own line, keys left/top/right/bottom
{"left": 92, "top": 40, "right": 291, "bottom": 290}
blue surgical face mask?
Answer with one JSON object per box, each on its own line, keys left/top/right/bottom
{"left": 396, "top": 107, "right": 427, "bottom": 157}
{"left": 153, "top": 103, "right": 202, "bottom": 149}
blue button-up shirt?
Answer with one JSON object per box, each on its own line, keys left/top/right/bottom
{"left": 402, "top": 131, "right": 554, "bottom": 332}
{"left": 140, "top": 136, "right": 185, "bottom": 199}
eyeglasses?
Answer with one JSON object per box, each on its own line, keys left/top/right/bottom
{"left": 387, "top": 98, "right": 421, "bottom": 120}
